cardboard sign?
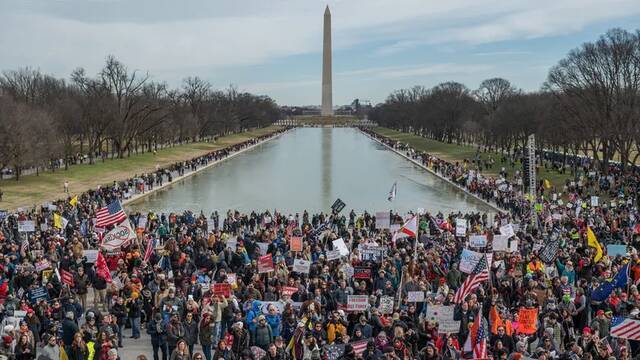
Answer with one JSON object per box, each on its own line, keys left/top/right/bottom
{"left": 353, "top": 267, "right": 372, "bottom": 279}
{"left": 425, "top": 305, "right": 460, "bottom": 333}
{"left": 499, "top": 224, "right": 515, "bottom": 238}
{"left": 282, "top": 286, "right": 298, "bottom": 297}
{"left": 326, "top": 249, "right": 341, "bottom": 261}
{"left": 18, "top": 220, "right": 36, "bottom": 232}
{"left": 518, "top": 308, "right": 538, "bottom": 334}
{"left": 293, "top": 259, "right": 311, "bottom": 274}
{"left": 347, "top": 295, "right": 369, "bottom": 311}
{"left": 407, "top": 291, "right": 425, "bottom": 302}
{"left": 213, "top": 283, "right": 231, "bottom": 297}
{"left": 538, "top": 239, "right": 560, "bottom": 264}
{"left": 258, "top": 255, "right": 274, "bottom": 273}
{"left": 492, "top": 235, "right": 509, "bottom": 251}
{"left": 290, "top": 237, "right": 303, "bottom": 252}
{"left": 379, "top": 296, "right": 394, "bottom": 314}
{"left": 459, "top": 250, "right": 492, "bottom": 274}
{"left": 375, "top": 212, "right": 390, "bottom": 229}
{"left": 83, "top": 250, "right": 99, "bottom": 263}
{"left": 333, "top": 238, "right": 350, "bottom": 256}
{"left": 469, "top": 235, "right": 487, "bottom": 248}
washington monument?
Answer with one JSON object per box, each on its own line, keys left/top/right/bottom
{"left": 321, "top": 5, "right": 333, "bottom": 116}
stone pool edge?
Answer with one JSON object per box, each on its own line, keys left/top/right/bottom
{"left": 359, "top": 129, "right": 505, "bottom": 214}
{"left": 123, "top": 128, "right": 292, "bottom": 207}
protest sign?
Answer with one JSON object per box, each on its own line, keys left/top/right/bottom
{"left": 607, "top": 244, "right": 627, "bottom": 257}
{"left": 492, "top": 235, "right": 509, "bottom": 251}
{"left": 226, "top": 273, "right": 237, "bottom": 286}
{"left": 499, "top": 224, "right": 515, "bottom": 238}
{"left": 375, "top": 212, "right": 390, "bottom": 229}
{"left": 213, "top": 283, "right": 231, "bottom": 297}
{"left": 60, "top": 269, "right": 74, "bottom": 286}
{"left": 425, "top": 305, "right": 460, "bottom": 333}
{"left": 282, "top": 286, "right": 298, "bottom": 297}
{"left": 459, "top": 249, "right": 493, "bottom": 274}
{"left": 518, "top": 308, "right": 538, "bottom": 334}
{"left": 591, "top": 196, "right": 599, "bottom": 207}
{"left": 333, "top": 238, "right": 350, "bottom": 256}
{"left": 258, "top": 255, "right": 274, "bottom": 273}
{"left": 378, "top": 296, "right": 394, "bottom": 314}
{"left": 83, "top": 250, "right": 99, "bottom": 263}
{"left": 293, "top": 259, "right": 311, "bottom": 274}
{"left": 18, "top": 220, "right": 35, "bottom": 232}
{"left": 407, "top": 291, "right": 425, "bottom": 302}
{"left": 353, "top": 267, "right": 372, "bottom": 279}
{"left": 35, "top": 260, "right": 50, "bottom": 272}
{"left": 455, "top": 219, "right": 467, "bottom": 237}
{"left": 347, "top": 295, "right": 369, "bottom": 311}
{"left": 538, "top": 239, "right": 561, "bottom": 264}
{"left": 290, "top": 237, "right": 303, "bottom": 252}
{"left": 331, "top": 198, "right": 346, "bottom": 213}
{"left": 326, "top": 249, "right": 341, "bottom": 261}
{"left": 469, "top": 235, "right": 487, "bottom": 248}
{"left": 360, "top": 244, "right": 384, "bottom": 262}
{"left": 28, "top": 287, "right": 49, "bottom": 303}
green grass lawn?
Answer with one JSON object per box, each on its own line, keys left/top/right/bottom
{"left": 372, "top": 127, "right": 573, "bottom": 190}
{"left": 0, "top": 126, "right": 282, "bottom": 210}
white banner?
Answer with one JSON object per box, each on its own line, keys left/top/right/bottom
{"left": 492, "top": 235, "right": 509, "bottom": 251}
{"left": 101, "top": 220, "right": 136, "bottom": 250}
{"left": 326, "top": 249, "right": 341, "bottom": 261}
{"left": 83, "top": 250, "right": 99, "bottom": 263}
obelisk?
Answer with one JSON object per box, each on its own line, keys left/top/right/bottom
{"left": 321, "top": 5, "right": 333, "bottom": 116}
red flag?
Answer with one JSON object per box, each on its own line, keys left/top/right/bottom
{"left": 400, "top": 215, "right": 417, "bottom": 238}
{"left": 96, "top": 251, "right": 112, "bottom": 283}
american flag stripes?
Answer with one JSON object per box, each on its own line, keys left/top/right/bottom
{"left": 351, "top": 339, "right": 369, "bottom": 356}
{"left": 95, "top": 201, "right": 127, "bottom": 228}
{"left": 611, "top": 316, "right": 640, "bottom": 340}
{"left": 20, "top": 239, "right": 29, "bottom": 254}
{"left": 454, "top": 254, "right": 489, "bottom": 303}
{"left": 143, "top": 237, "right": 156, "bottom": 262}
{"left": 473, "top": 305, "right": 488, "bottom": 359}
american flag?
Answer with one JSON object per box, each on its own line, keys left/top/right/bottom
{"left": 472, "top": 305, "right": 488, "bottom": 359}
{"left": 611, "top": 316, "right": 640, "bottom": 340}
{"left": 454, "top": 254, "right": 489, "bottom": 303}
{"left": 143, "top": 237, "right": 156, "bottom": 262}
{"left": 21, "top": 239, "right": 29, "bottom": 255}
{"left": 351, "top": 339, "right": 369, "bottom": 356}
{"left": 95, "top": 201, "right": 127, "bottom": 228}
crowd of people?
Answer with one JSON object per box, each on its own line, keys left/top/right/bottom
{"left": 0, "top": 126, "right": 638, "bottom": 360}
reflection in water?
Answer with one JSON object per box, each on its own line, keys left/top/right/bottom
{"left": 126, "top": 128, "right": 496, "bottom": 215}
{"left": 321, "top": 128, "right": 332, "bottom": 210}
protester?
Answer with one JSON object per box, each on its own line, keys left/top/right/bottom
{"left": 1, "top": 126, "right": 639, "bottom": 360}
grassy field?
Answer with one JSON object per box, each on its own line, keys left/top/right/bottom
{"left": 0, "top": 126, "right": 282, "bottom": 210}
{"left": 372, "top": 127, "right": 572, "bottom": 189}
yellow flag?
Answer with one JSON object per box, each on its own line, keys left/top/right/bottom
{"left": 53, "top": 213, "right": 63, "bottom": 229}
{"left": 544, "top": 179, "right": 551, "bottom": 189}
{"left": 587, "top": 226, "right": 603, "bottom": 262}
{"left": 60, "top": 345, "right": 69, "bottom": 360}
{"left": 69, "top": 195, "right": 78, "bottom": 207}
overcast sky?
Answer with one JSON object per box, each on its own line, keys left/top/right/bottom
{"left": 1, "top": 0, "right": 639, "bottom": 106}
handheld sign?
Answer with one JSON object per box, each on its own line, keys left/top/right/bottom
{"left": 331, "top": 198, "right": 346, "bottom": 214}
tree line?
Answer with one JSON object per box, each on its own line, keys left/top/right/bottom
{"left": 369, "top": 28, "right": 640, "bottom": 175}
{"left": 0, "top": 55, "right": 281, "bottom": 180}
